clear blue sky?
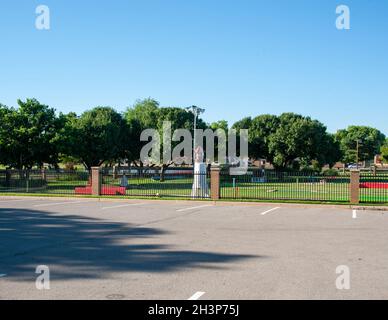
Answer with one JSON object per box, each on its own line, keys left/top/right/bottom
{"left": 1, "top": 0, "right": 387, "bottom": 135}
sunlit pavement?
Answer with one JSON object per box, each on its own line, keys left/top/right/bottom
{"left": 0, "top": 197, "right": 387, "bottom": 300}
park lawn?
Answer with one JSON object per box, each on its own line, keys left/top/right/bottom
{"left": 220, "top": 182, "right": 350, "bottom": 202}
{"left": 360, "top": 188, "right": 388, "bottom": 203}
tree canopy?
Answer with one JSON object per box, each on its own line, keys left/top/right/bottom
{"left": 335, "top": 126, "right": 386, "bottom": 163}
{"left": 63, "top": 107, "right": 131, "bottom": 169}
{"left": 233, "top": 113, "right": 341, "bottom": 169}
{"left": 0, "top": 99, "right": 62, "bottom": 169}
{"left": 0, "top": 98, "right": 385, "bottom": 171}
{"left": 380, "top": 139, "right": 388, "bottom": 163}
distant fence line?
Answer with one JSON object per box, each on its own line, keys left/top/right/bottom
{"left": 0, "top": 167, "right": 387, "bottom": 204}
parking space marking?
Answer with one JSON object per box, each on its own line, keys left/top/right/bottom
{"left": 33, "top": 201, "right": 86, "bottom": 207}
{"left": 188, "top": 291, "right": 206, "bottom": 300}
{"left": 261, "top": 207, "right": 280, "bottom": 216}
{"left": 352, "top": 210, "right": 357, "bottom": 219}
{"left": 101, "top": 203, "right": 146, "bottom": 210}
{"left": 0, "top": 199, "right": 39, "bottom": 203}
{"left": 176, "top": 205, "right": 213, "bottom": 212}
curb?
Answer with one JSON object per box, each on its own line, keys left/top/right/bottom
{"left": 1, "top": 194, "right": 387, "bottom": 211}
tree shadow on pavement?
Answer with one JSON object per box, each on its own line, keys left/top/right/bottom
{"left": 0, "top": 208, "right": 259, "bottom": 281}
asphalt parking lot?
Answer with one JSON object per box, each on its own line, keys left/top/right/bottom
{"left": 0, "top": 196, "right": 387, "bottom": 300}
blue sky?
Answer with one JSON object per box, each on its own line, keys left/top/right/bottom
{"left": 1, "top": 0, "right": 387, "bottom": 134}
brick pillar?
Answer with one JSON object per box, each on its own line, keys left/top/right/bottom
{"left": 91, "top": 167, "right": 101, "bottom": 196}
{"left": 210, "top": 166, "right": 221, "bottom": 200}
{"left": 350, "top": 170, "right": 360, "bottom": 204}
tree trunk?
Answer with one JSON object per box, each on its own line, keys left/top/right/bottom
{"left": 160, "top": 165, "right": 166, "bottom": 182}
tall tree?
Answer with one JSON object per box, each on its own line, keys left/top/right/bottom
{"left": 232, "top": 113, "right": 339, "bottom": 169}
{"left": 335, "top": 126, "right": 386, "bottom": 163}
{"left": 125, "top": 98, "right": 159, "bottom": 129}
{"left": 249, "top": 114, "right": 280, "bottom": 160}
{"left": 380, "top": 139, "right": 388, "bottom": 163}
{"left": 156, "top": 106, "right": 207, "bottom": 180}
{"left": 210, "top": 120, "right": 228, "bottom": 132}
{"left": 0, "top": 99, "right": 62, "bottom": 169}
{"left": 64, "top": 107, "right": 129, "bottom": 169}
{"left": 125, "top": 99, "right": 207, "bottom": 171}
{"left": 267, "top": 113, "right": 331, "bottom": 168}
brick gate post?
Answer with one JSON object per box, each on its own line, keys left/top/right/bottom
{"left": 350, "top": 170, "right": 360, "bottom": 204}
{"left": 210, "top": 166, "right": 221, "bottom": 200}
{"left": 91, "top": 167, "right": 102, "bottom": 196}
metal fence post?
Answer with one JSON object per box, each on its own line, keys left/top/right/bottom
{"left": 41, "top": 168, "right": 47, "bottom": 182}
{"left": 350, "top": 170, "right": 360, "bottom": 204}
{"left": 5, "top": 169, "right": 11, "bottom": 188}
{"left": 210, "top": 166, "right": 221, "bottom": 200}
{"left": 91, "top": 167, "right": 102, "bottom": 196}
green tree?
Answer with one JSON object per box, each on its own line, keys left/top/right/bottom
{"left": 156, "top": 107, "right": 207, "bottom": 180}
{"left": 232, "top": 117, "right": 252, "bottom": 133}
{"left": 125, "top": 98, "right": 159, "bottom": 129}
{"left": 232, "top": 115, "right": 280, "bottom": 161}
{"left": 124, "top": 98, "right": 161, "bottom": 167}
{"left": 322, "top": 133, "right": 342, "bottom": 168}
{"left": 267, "top": 113, "right": 335, "bottom": 169}
{"left": 335, "top": 126, "right": 386, "bottom": 163}
{"left": 248, "top": 115, "right": 280, "bottom": 160}
{"left": 380, "top": 139, "right": 388, "bottom": 163}
{"left": 232, "top": 113, "right": 339, "bottom": 169}
{"left": 0, "top": 99, "right": 62, "bottom": 169}
{"left": 210, "top": 120, "right": 228, "bottom": 132}
{"left": 64, "top": 107, "right": 129, "bottom": 169}
{"left": 125, "top": 99, "right": 207, "bottom": 173}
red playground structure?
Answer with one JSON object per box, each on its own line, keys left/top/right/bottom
{"left": 75, "top": 185, "right": 126, "bottom": 195}
{"left": 360, "top": 182, "right": 388, "bottom": 189}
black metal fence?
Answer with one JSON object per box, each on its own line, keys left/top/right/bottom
{"left": 220, "top": 169, "right": 351, "bottom": 203}
{"left": 360, "top": 171, "right": 388, "bottom": 204}
{"left": 0, "top": 169, "right": 90, "bottom": 195}
{"left": 101, "top": 168, "right": 210, "bottom": 199}
{"left": 0, "top": 167, "right": 388, "bottom": 204}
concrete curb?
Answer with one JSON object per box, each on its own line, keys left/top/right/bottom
{"left": 1, "top": 194, "right": 387, "bottom": 211}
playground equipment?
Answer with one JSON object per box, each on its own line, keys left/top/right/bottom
{"left": 360, "top": 182, "right": 388, "bottom": 189}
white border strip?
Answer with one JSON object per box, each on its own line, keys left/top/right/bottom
{"left": 0, "top": 199, "right": 39, "bottom": 203}
{"left": 34, "top": 201, "right": 86, "bottom": 207}
{"left": 352, "top": 210, "right": 357, "bottom": 219}
{"left": 261, "top": 207, "right": 281, "bottom": 216}
{"left": 101, "top": 203, "right": 146, "bottom": 210}
{"left": 188, "top": 291, "right": 206, "bottom": 300}
{"left": 177, "top": 205, "right": 213, "bottom": 212}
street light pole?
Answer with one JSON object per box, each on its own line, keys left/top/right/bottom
{"left": 193, "top": 109, "right": 197, "bottom": 150}
{"left": 185, "top": 105, "right": 208, "bottom": 198}
{"left": 356, "top": 139, "right": 362, "bottom": 169}
{"left": 186, "top": 105, "right": 205, "bottom": 159}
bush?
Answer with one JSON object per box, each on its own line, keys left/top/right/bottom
{"left": 322, "top": 169, "right": 339, "bottom": 176}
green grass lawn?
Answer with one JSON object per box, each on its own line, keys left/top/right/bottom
{"left": 220, "top": 182, "right": 350, "bottom": 202}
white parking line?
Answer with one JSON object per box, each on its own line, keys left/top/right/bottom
{"left": 176, "top": 205, "right": 213, "bottom": 212}
{"left": 261, "top": 207, "right": 281, "bottom": 216}
{"left": 33, "top": 201, "right": 86, "bottom": 207}
{"left": 188, "top": 291, "right": 206, "bottom": 300}
{"left": 101, "top": 203, "right": 146, "bottom": 210}
{"left": 0, "top": 199, "right": 39, "bottom": 203}
{"left": 352, "top": 210, "right": 357, "bottom": 219}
